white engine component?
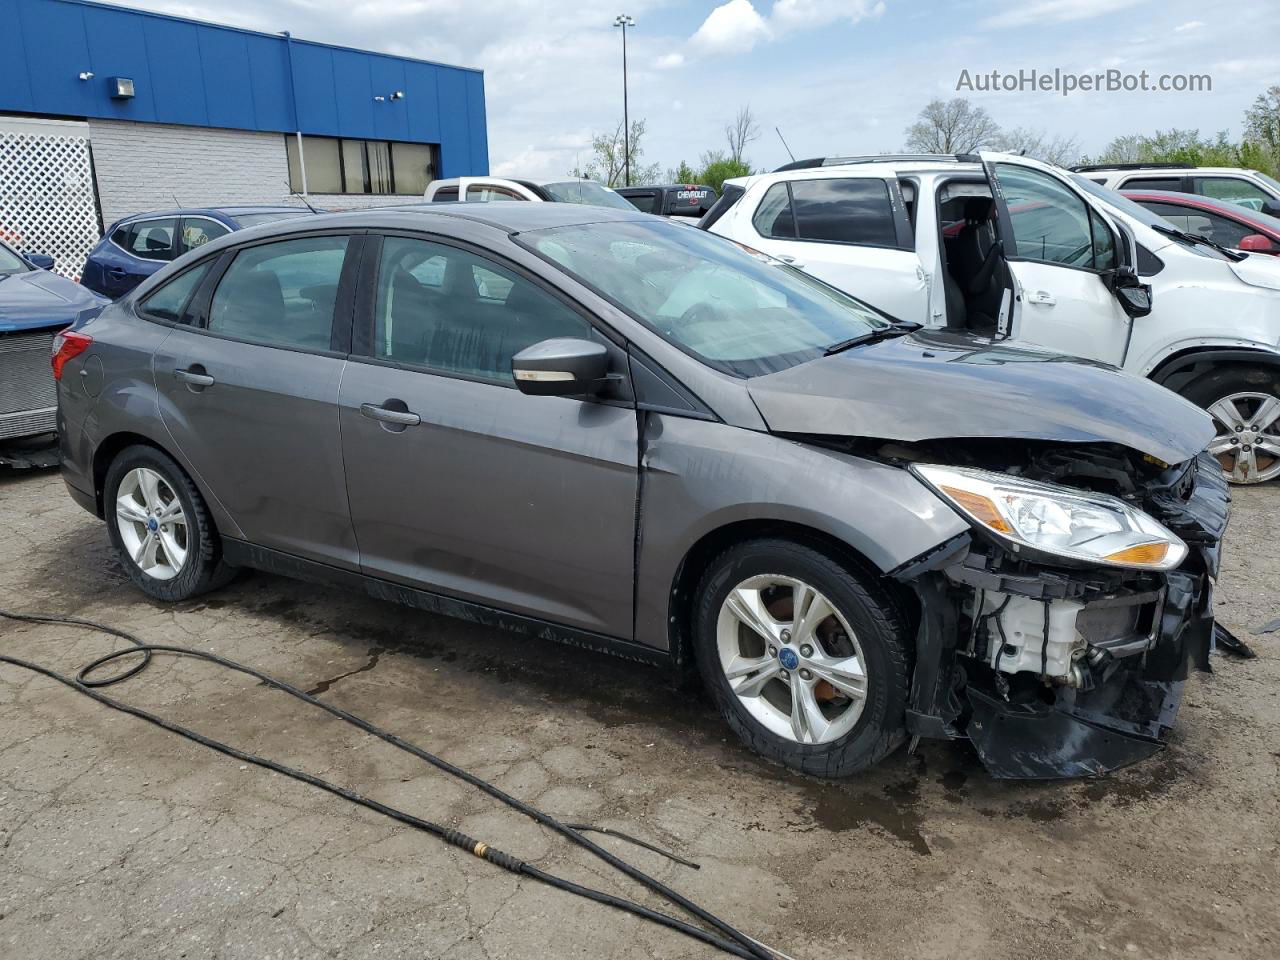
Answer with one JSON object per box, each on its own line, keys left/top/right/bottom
{"left": 979, "top": 593, "right": 1085, "bottom": 681}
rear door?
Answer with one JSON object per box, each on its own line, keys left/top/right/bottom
{"left": 101, "top": 218, "right": 178, "bottom": 297}
{"left": 338, "top": 232, "right": 638, "bottom": 637}
{"left": 152, "top": 231, "right": 362, "bottom": 568}
{"left": 981, "top": 155, "right": 1131, "bottom": 365}
{"left": 742, "top": 176, "right": 927, "bottom": 322}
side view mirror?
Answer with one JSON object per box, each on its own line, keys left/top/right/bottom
{"left": 512, "top": 338, "right": 609, "bottom": 397}
{"left": 1238, "top": 233, "right": 1276, "bottom": 253}
{"left": 1107, "top": 266, "right": 1153, "bottom": 319}
{"left": 23, "top": 252, "right": 55, "bottom": 270}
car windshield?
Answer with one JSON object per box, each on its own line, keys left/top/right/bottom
{"left": 1255, "top": 172, "right": 1280, "bottom": 194}
{"left": 0, "top": 243, "right": 30, "bottom": 276}
{"left": 540, "top": 181, "right": 636, "bottom": 210}
{"left": 233, "top": 211, "right": 314, "bottom": 227}
{"left": 518, "top": 219, "right": 894, "bottom": 377}
{"left": 1072, "top": 174, "right": 1233, "bottom": 260}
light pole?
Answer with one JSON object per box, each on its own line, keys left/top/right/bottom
{"left": 613, "top": 14, "right": 635, "bottom": 186}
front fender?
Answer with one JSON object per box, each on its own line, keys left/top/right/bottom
{"left": 632, "top": 414, "right": 968, "bottom": 650}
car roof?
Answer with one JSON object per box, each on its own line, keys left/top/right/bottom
{"left": 238, "top": 201, "right": 654, "bottom": 236}
{"left": 1091, "top": 166, "right": 1258, "bottom": 176}
{"left": 117, "top": 205, "right": 312, "bottom": 223}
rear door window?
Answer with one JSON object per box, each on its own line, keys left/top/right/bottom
{"left": 127, "top": 218, "right": 179, "bottom": 261}
{"left": 1194, "top": 177, "right": 1272, "bottom": 211}
{"left": 623, "top": 192, "right": 659, "bottom": 213}
{"left": 789, "top": 178, "right": 898, "bottom": 246}
{"left": 1119, "top": 176, "right": 1184, "bottom": 192}
{"left": 207, "top": 235, "right": 349, "bottom": 351}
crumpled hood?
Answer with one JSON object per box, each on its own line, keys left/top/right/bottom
{"left": 0, "top": 270, "right": 107, "bottom": 333}
{"left": 747, "top": 330, "right": 1214, "bottom": 465}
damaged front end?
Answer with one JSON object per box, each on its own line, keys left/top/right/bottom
{"left": 891, "top": 443, "right": 1230, "bottom": 779}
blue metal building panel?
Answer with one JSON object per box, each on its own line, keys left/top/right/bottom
{"left": 1, "top": 0, "right": 487, "bottom": 174}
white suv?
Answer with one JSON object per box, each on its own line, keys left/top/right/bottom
{"left": 1074, "top": 165, "right": 1280, "bottom": 216}
{"left": 703, "top": 152, "right": 1280, "bottom": 483}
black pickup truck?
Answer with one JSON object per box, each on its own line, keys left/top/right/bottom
{"left": 615, "top": 184, "right": 717, "bottom": 218}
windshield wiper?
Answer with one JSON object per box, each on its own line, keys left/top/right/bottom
{"left": 1152, "top": 223, "right": 1245, "bottom": 261}
{"left": 824, "top": 323, "right": 917, "bottom": 356}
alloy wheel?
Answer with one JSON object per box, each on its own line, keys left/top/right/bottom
{"left": 1206, "top": 392, "right": 1280, "bottom": 484}
{"left": 115, "top": 467, "right": 189, "bottom": 580}
{"left": 715, "top": 575, "right": 868, "bottom": 745}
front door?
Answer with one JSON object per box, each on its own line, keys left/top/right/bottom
{"left": 153, "top": 232, "right": 360, "bottom": 568}
{"left": 982, "top": 156, "right": 1131, "bottom": 365}
{"left": 339, "top": 234, "right": 638, "bottom": 638}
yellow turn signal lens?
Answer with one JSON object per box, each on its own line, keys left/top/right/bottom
{"left": 1103, "top": 542, "right": 1170, "bottom": 566}
{"left": 939, "top": 486, "right": 1012, "bottom": 533}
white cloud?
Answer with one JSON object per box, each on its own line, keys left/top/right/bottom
{"left": 979, "top": 0, "right": 1147, "bottom": 30}
{"left": 1174, "top": 19, "right": 1204, "bottom": 32}
{"left": 689, "top": 0, "right": 772, "bottom": 56}
{"left": 771, "top": 0, "right": 884, "bottom": 30}
{"left": 655, "top": 52, "right": 685, "bottom": 69}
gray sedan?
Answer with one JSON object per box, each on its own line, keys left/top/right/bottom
{"left": 55, "top": 202, "right": 1227, "bottom": 779}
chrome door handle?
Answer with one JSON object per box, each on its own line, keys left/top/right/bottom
{"left": 778, "top": 254, "right": 805, "bottom": 269}
{"left": 1027, "top": 290, "right": 1056, "bottom": 305}
{"left": 174, "top": 367, "right": 215, "bottom": 388}
{"left": 360, "top": 403, "right": 421, "bottom": 426}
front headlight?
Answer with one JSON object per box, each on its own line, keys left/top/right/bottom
{"left": 912, "top": 464, "right": 1187, "bottom": 570}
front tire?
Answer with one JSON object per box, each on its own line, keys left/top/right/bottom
{"left": 104, "top": 445, "right": 234, "bottom": 601}
{"left": 691, "top": 539, "right": 911, "bottom": 778}
{"left": 1180, "top": 366, "right": 1280, "bottom": 484}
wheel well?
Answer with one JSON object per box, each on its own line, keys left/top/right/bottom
{"left": 1149, "top": 348, "right": 1280, "bottom": 393}
{"left": 665, "top": 519, "right": 919, "bottom": 677}
{"left": 91, "top": 432, "right": 169, "bottom": 517}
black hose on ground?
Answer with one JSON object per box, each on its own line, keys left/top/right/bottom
{"left": 0, "top": 607, "right": 781, "bottom": 960}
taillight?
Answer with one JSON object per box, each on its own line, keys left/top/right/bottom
{"left": 51, "top": 330, "right": 93, "bottom": 380}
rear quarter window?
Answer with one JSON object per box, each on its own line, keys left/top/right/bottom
{"left": 789, "top": 178, "right": 898, "bottom": 246}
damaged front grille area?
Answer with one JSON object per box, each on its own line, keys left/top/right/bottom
{"left": 896, "top": 445, "right": 1228, "bottom": 779}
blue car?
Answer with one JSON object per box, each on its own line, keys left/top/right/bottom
{"left": 81, "top": 206, "right": 317, "bottom": 299}
{"left": 0, "top": 240, "right": 107, "bottom": 452}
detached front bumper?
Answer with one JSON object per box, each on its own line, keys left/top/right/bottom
{"left": 899, "top": 452, "right": 1230, "bottom": 780}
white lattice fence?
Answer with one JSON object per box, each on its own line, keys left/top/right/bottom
{"left": 0, "top": 117, "right": 100, "bottom": 280}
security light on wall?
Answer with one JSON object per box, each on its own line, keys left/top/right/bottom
{"left": 110, "top": 77, "right": 135, "bottom": 99}
{"left": 389, "top": 91, "right": 405, "bottom": 100}
{"left": 78, "top": 71, "right": 94, "bottom": 81}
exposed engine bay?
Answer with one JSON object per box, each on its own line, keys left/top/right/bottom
{"left": 875, "top": 438, "right": 1231, "bottom": 778}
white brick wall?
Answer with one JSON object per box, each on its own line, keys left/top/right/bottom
{"left": 88, "top": 120, "right": 424, "bottom": 225}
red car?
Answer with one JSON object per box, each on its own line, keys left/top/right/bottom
{"left": 1123, "top": 189, "right": 1280, "bottom": 255}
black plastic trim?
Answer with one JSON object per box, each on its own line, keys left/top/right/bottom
{"left": 221, "top": 539, "right": 672, "bottom": 667}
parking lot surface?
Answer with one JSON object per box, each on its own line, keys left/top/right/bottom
{"left": 1, "top": 467, "right": 1276, "bottom": 960}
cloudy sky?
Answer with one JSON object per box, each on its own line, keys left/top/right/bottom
{"left": 106, "top": 0, "right": 1277, "bottom": 178}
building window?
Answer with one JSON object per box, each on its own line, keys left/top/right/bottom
{"left": 286, "top": 136, "right": 437, "bottom": 196}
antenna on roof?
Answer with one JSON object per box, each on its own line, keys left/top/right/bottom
{"left": 284, "top": 181, "right": 321, "bottom": 215}
{"left": 775, "top": 126, "right": 796, "bottom": 163}
{"left": 171, "top": 193, "right": 182, "bottom": 208}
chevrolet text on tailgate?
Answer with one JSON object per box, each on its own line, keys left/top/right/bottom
{"left": 55, "top": 202, "right": 1229, "bottom": 779}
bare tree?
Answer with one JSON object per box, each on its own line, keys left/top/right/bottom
{"left": 904, "top": 98, "right": 1001, "bottom": 154}
{"left": 578, "top": 119, "right": 660, "bottom": 186}
{"left": 994, "top": 127, "right": 1082, "bottom": 166}
{"left": 725, "top": 105, "right": 761, "bottom": 165}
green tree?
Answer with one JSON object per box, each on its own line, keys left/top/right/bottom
{"left": 666, "top": 160, "right": 699, "bottom": 183}
{"left": 695, "top": 150, "right": 752, "bottom": 193}
{"left": 578, "top": 119, "right": 661, "bottom": 187}
{"left": 1243, "top": 85, "right": 1280, "bottom": 174}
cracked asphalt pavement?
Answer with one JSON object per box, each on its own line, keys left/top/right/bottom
{"left": 1, "top": 467, "right": 1277, "bottom": 960}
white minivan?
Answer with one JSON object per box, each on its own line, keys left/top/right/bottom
{"left": 704, "top": 153, "right": 1280, "bottom": 483}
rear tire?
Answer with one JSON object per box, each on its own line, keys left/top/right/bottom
{"left": 104, "top": 445, "right": 235, "bottom": 601}
{"left": 1179, "top": 366, "right": 1280, "bottom": 485}
{"left": 691, "top": 539, "right": 911, "bottom": 778}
